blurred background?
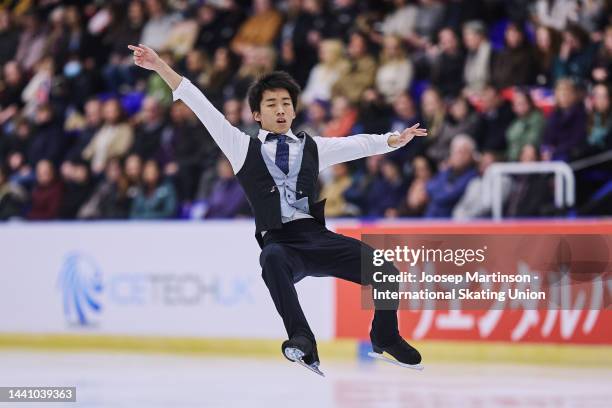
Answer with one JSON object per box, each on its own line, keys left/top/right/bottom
{"left": 0, "top": 0, "right": 611, "bottom": 407}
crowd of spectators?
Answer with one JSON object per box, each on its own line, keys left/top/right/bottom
{"left": 1, "top": 0, "right": 611, "bottom": 222}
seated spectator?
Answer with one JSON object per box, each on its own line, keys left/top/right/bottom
{"left": 320, "top": 163, "right": 356, "bottom": 217}
{"left": 204, "top": 157, "right": 249, "bottom": 219}
{"left": 0, "top": 60, "right": 26, "bottom": 126}
{"left": 363, "top": 159, "right": 406, "bottom": 216}
{"left": 462, "top": 20, "right": 492, "bottom": 95}
{"left": 491, "top": 22, "right": 537, "bottom": 88}
{"left": 541, "top": 78, "right": 587, "bottom": 161}
{"left": 553, "top": 24, "right": 595, "bottom": 83}
{"left": 404, "top": 0, "right": 446, "bottom": 50}
{"left": 230, "top": 0, "right": 282, "bottom": 56}
{"left": 58, "top": 160, "right": 94, "bottom": 219}
{"left": 534, "top": 24, "right": 561, "bottom": 87}
{"left": 505, "top": 144, "right": 554, "bottom": 217}
{"left": 3, "top": 117, "right": 34, "bottom": 187}
{"left": 580, "top": 83, "right": 612, "bottom": 157}
{"left": 28, "top": 103, "right": 65, "bottom": 168}
{"left": 322, "top": 96, "right": 358, "bottom": 137}
{"left": 14, "top": 10, "right": 47, "bottom": 73}
{"left": 82, "top": 98, "right": 134, "bottom": 175}
{"left": 344, "top": 154, "right": 383, "bottom": 212}
{"left": 78, "top": 158, "right": 131, "bottom": 219}
{"left": 531, "top": 0, "right": 578, "bottom": 31}
{"left": 0, "top": 165, "right": 27, "bottom": 220}
{"left": 420, "top": 87, "right": 446, "bottom": 163}
{"left": 474, "top": 84, "right": 515, "bottom": 155}
{"left": 425, "top": 135, "right": 478, "bottom": 217}
{"left": 376, "top": 35, "right": 413, "bottom": 103}
{"left": 296, "top": 99, "right": 329, "bottom": 136}
{"left": 380, "top": 0, "right": 418, "bottom": 39}
{"left": 0, "top": 9, "right": 19, "bottom": 67}
{"left": 64, "top": 98, "right": 104, "bottom": 162}
{"left": 301, "top": 39, "right": 349, "bottom": 105}
{"left": 21, "top": 56, "right": 54, "bottom": 120}
{"left": 386, "top": 92, "right": 423, "bottom": 167}
{"left": 130, "top": 159, "right": 177, "bottom": 219}
{"left": 453, "top": 151, "right": 511, "bottom": 220}
{"left": 506, "top": 89, "right": 545, "bottom": 161}
{"left": 158, "top": 101, "right": 217, "bottom": 204}
{"left": 332, "top": 31, "right": 377, "bottom": 104}
{"left": 140, "top": 0, "right": 182, "bottom": 51}
{"left": 386, "top": 155, "right": 434, "bottom": 218}
{"left": 103, "top": 0, "right": 145, "bottom": 93}
{"left": 427, "top": 95, "right": 479, "bottom": 164}
{"left": 591, "top": 25, "right": 612, "bottom": 84}
{"left": 354, "top": 88, "right": 393, "bottom": 135}
{"left": 202, "top": 46, "right": 239, "bottom": 110}
{"left": 28, "top": 160, "right": 63, "bottom": 220}
{"left": 427, "top": 27, "right": 465, "bottom": 97}
{"left": 130, "top": 96, "right": 165, "bottom": 161}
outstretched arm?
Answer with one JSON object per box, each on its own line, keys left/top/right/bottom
{"left": 316, "top": 123, "right": 427, "bottom": 171}
{"left": 127, "top": 44, "right": 250, "bottom": 173}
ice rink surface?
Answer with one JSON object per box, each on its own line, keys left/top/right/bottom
{"left": 1, "top": 350, "right": 611, "bottom": 408}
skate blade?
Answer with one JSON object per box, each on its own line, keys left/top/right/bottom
{"left": 284, "top": 347, "right": 325, "bottom": 377}
{"left": 367, "top": 351, "right": 424, "bottom": 371}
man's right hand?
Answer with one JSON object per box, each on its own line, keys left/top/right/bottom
{"left": 128, "top": 44, "right": 161, "bottom": 71}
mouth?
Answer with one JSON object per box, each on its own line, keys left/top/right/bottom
{"left": 276, "top": 118, "right": 286, "bottom": 124}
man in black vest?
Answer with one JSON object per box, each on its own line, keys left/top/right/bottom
{"left": 129, "top": 44, "right": 427, "bottom": 375}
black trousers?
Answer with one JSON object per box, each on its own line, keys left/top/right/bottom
{"left": 260, "top": 218, "right": 400, "bottom": 347}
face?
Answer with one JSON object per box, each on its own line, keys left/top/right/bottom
{"left": 463, "top": 28, "right": 481, "bottom": 51}
{"left": 85, "top": 99, "right": 102, "bottom": 125}
{"left": 141, "top": 97, "right": 161, "bottom": 121}
{"left": 520, "top": 144, "right": 538, "bottom": 162}
{"left": 450, "top": 98, "right": 468, "bottom": 120}
{"left": 383, "top": 36, "right": 401, "bottom": 57}
{"left": 103, "top": 100, "right": 122, "bottom": 124}
{"left": 592, "top": 85, "right": 610, "bottom": 113}
{"left": 413, "top": 157, "right": 431, "bottom": 180}
{"left": 253, "top": 88, "right": 296, "bottom": 134}
{"left": 449, "top": 140, "right": 473, "bottom": 170}
{"left": 555, "top": 82, "right": 576, "bottom": 109}
{"left": 393, "top": 93, "right": 415, "bottom": 118}
{"left": 505, "top": 25, "right": 522, "bottom": 48}
{"left": 478, "top": 152, "right": 495, "bottom": 174}
{"left": 439, "top": 29, "right": 457, "bottom": 53}
{"left": 348, "top": 33, "right": 366, "bottom": 58}
{"left": 36, "top": 160, "right": 54, "bottom": 185}
{"left": 224, "top": 99, "right": 242, "bottom": 125}
{"left": 481, "top": 87, "right": 498, "bottom": 111}
{"left": 217, "top": 158, "right": 234, "bottom": 179}
{"left": 536, "top": 26, "right": 551, "bottom": 50}
{"left": 142, "top": 161, "right": 159, "bottom": 185}
{"left": 512, "top": 92, "right": 531, "bottom": 116}
{"left": 421, "top": 89, "right": 442, "bottom": 117}
{"left": 307, "top": 102, "right": 327, "bottom": 122}
{"left": 105, "top": 159, "right": 121, "bottom": 182}
{"left": 125, "top": 155, "right": 142, "bottom": 180}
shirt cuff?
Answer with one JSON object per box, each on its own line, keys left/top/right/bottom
{"left": 172, "top": 76, "right": 191, "bottom": 102}
{"left": 381, "top": 131, "right": 401, "bottom": 153}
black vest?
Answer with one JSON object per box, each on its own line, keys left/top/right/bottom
{"left": 235, "top": 131, "right": 326, "bottom": 248}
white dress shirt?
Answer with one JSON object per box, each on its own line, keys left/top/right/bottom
{"left": 172, "top": 77, "right": 401, "bottom": 175}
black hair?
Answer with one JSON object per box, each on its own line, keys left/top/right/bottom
{"left": 247, "top": 71, "right": 301, "bottom": 115}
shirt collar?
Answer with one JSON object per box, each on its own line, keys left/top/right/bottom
{"left": 258, "top": 128, "right": 300, "bottom": 143}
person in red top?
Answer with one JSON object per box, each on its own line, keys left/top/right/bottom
{"left": 27, "top": 159, "right": 63, "bottom": 220}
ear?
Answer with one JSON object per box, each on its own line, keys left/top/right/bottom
{"left": 253, "top": 111, "right": 261, "bottom": 123}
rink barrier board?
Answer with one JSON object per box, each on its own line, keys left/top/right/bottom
{"left": 1, "top": 334, "right": 611, "bottom": 366}
{"left": 334, "top": 220, "right": 612, "bottom": 345}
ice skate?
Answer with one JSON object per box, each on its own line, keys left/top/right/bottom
{"left": 282, "top": 336, "right": 325, "bottom": 377}
{"left": 368, "top": 335, "right": 424, "bottom": 371}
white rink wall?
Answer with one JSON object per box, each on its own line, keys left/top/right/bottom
{"left": 0, "top": 221, "right": 335, "bottom": 340}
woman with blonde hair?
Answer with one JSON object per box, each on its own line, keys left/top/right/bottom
{"left": 376, "top": 35, "right": 413, "bottom": 103}
{"left": 301, "top": 39, "right": 349, "bottom": 105}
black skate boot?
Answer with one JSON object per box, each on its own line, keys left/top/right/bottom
{"left": 282, "top": 335, "right": 324, "bottom": 377}
{"left": 369, "top": 333, "right": 424, "bottom": 371}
